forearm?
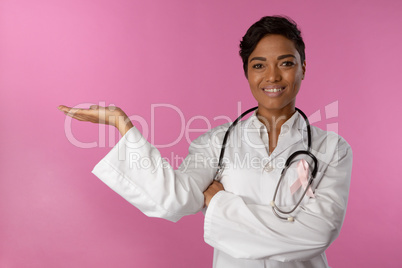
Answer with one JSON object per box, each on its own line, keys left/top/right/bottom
{"left": 92, "top": 126, "right": 215, "bottom": 221}
{"left": 204, "top": 144, "right": 353, "bottom": 261}
{"left": 204, "top": 191, "right": 336, "bottom": 261}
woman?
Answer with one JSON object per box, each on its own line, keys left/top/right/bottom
{"left": 58, "top": 16, "right": 352, "bottom": 268}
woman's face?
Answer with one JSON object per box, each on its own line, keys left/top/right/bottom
{"left": 247, "top": 34, "right": 305, "bottom": 115}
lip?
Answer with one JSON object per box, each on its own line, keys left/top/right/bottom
{"left": 261, "top": 85, "right": 286, "bottom": 97}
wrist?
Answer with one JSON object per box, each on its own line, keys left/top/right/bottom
{"left": 116, "top": 115, "right": 133, "bottom": 136}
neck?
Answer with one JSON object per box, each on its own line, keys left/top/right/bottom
{"left": 256, "top": 105, "right": 296, "bottom": 155}
{"left": 256, "top": 105, "right": 296, "bottom": 132}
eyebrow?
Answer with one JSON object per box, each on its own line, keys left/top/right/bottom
{"left": 277, "top": 54, "right": 296, "bottom": 60}
{"left": 249, "top": 54, "right": 296, "bottom": 62}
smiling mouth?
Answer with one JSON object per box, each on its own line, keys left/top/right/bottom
{"left": 263, "top": 86, "right": 286, "bottom": 93}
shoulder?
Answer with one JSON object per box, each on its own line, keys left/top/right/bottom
{"left": 188, "top": 121, "right": 232, "bottom": 154}
{"left": 309, "top": 125, "right": 353, "bottom": 166}
{"left": 196, "top": 117, "right": 253, "bottom": 144}
{"left": 189, "top": 117, "right": 256, "bottom": 154}
{"left": 311, "top": 126, "right": 352, "bottom": 151}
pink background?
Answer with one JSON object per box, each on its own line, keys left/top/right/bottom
{"left": 1, "top": 0, "right": 401, "bottom": 267}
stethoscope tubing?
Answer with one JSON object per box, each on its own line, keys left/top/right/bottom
{"left": 214, "top": 106, "right": 318, "bottom": 222}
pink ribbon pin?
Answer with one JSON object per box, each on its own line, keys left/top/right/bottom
{"left": 290, "top": 159, "right": 315, "bottom": 198}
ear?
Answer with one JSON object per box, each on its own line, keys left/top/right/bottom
{"left": 302, "top": 60, "right": 306, "bottom": 80}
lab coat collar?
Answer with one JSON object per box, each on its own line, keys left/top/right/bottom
{"left": 249, "top": 109, "right": 300, "bottom": 132}
{"left": 244, "top": 110, "right": 304, "bottom": 160}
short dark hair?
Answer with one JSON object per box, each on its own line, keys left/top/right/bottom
{"left": 239, "top": 16, "right": 305, "bottom": 77}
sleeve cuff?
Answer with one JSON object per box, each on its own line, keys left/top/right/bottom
{"left": 204, "top": 190, "right": 228, "bottom": 243}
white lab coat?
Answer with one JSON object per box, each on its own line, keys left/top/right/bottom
{"left": 92, "top": 111, "right": 353, "bottom": 268}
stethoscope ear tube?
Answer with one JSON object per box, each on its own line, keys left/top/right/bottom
{"left": 295, "top": 107, "right": 312, "bottom": 149}
{"left": 216, "top": 106, "right": 258, "bottom": 171}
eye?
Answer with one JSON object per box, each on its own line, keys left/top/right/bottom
{"left": 252, "top": 63, "right": 264, "bottom": 69}
{"left": 281, "top": 61, "right": 295, "bottom": 67}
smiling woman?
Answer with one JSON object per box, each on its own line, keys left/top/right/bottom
{"left": 58, "top": 16, "right": 352, "bottom": 268}
{"left": 247, "top": 34, "right": 306, "bottom": 154}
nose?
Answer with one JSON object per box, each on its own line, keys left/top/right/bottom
{"left": 265, "top": 66, "right": 281, "bottom": 82}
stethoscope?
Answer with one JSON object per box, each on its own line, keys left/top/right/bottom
{"left": 213, "top": 107, "right": 318, "bottom": 222}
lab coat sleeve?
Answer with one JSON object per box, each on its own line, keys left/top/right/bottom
{"left": 204, "top": 137, "right": 353, "bottom": 261}
{"left": 92, "top": 126, "right": 217, "bottom": 222}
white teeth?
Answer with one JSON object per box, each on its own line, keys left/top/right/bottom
{"left": 264, "top": 88, "right": 284, "bottom": 93}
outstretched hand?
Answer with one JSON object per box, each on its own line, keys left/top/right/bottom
{"left": 58, "top": 105, "right": 134, "bottom": 136}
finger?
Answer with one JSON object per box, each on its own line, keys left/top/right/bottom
{"left": 65, "top": 107, "right": 84, "bottom": 115}
{"left": 58, "top": 105, "right": 71, "bottom": 112}
{"left": 63, "top": 111, "right": 90, "bottom": 122}
{"left": 212, "top": 181, "right": 224, "bottom": 190}
{"left": 65, "top": 108, "right": 98, "bottom": 121}
{"left": 212, "top": 181, "right": 223, "bottom": 187}
{"left": 108, "top": 105, "right": 117, "bottom": 112}
{"left": 90, "top": 105, "right": 99, "bottom": 110}
{"left": 58, "top": 105, "right": 88, "bottom": 115}
{"left": 63, "top": 111, "right": 75, "bottom": 118}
